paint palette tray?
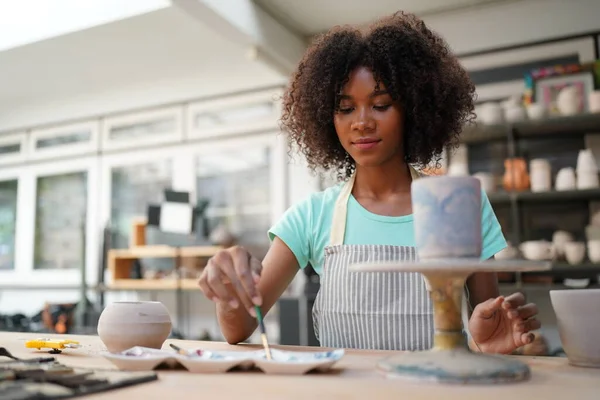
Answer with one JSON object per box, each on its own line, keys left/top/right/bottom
{"left": 102, "top": 346, "right": 345, "bottom": 375}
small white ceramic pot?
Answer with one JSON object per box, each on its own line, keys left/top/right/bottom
{"left": 526, "top": 103, "right": 546, "bottom": 120}
{"left": 555, "top": 167, "right": 576, "bottom": 191}
{"left": 519, "top": 240, "right": 555, "bottom": 261}
{"left": 97, "top": 301, "right": 172, "bottom": 353}
{"left": 472, "top": 172, "right": 495, "bottom": 193}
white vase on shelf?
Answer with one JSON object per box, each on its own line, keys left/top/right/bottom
{"left": 557, "top": 86, "right": 582, "bottom": 116}
{"left": 529, "top": 159, "right": 551, "bottom": 192}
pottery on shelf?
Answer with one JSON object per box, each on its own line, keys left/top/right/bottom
{"left": 587, "top": 240, "right": 600, "bottom": 263}
{"left": 557, "top": 85, "right": 582, "bottom": 116}
{"left": 555, "top": 167, "right": 576, "bottom": 191}
{"left": 478, "top": 102, "right": 504, "bottom": 125}
{"left": 494, "top": 242, "right": 518, "bottom": 260}
{"left": 472, "top": 172, "right": 495, "bottom": 193}
{"left": 550, "top": 289, "right": 600, "bottom": 368}
{"left": 576, "top": 149, "right": 599, "bottom": 189}
{"left": 519, "top": 240, "right": 554, "bottom": 261}
{"left": 97, "top": 301, "right": 172, "bottom": 353}
{"left": 576, "top": 149, "right": 598, "bottom": 173}
{"left": 526, "top": 103, "right": 547, "bottom": 120}
{"left": 564, "top": 241, "right": 586, "bottom": 265}
{"left": 412, "top": 176, "right": 482, "bottom": 259}
{"left": 552, "top": 230, "right": 574, "bottom": 259}
{"left": 529, "top": 158, "right": 551, "bottom": 193}
{"left": 505, "top": 107, "right": 527, "bottom": 123}
{"left": 446, "top": 144, "right": 469, "bottom": 177}
{"left": 502, "top": 158, "right": 530, "bottom": 191}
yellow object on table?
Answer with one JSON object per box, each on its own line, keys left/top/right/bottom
{"left": 25, "top": 338, "right": 81, "bottom": 353}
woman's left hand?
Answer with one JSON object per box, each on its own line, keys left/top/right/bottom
{"left": 468, "top": 292, "right": 541, "bottom": 354}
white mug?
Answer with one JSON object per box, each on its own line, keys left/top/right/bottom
{"left": 564, "top": 241, "right": 586, "bottom": 265}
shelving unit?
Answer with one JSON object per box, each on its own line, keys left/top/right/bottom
{"left": 107, "top": 244, "right": 221, "bottom": 285}
{"left": 488, "top": 188, "right": 600, "bottom": 205}
{"left": 461, "top": 113, "right": 600, "bottom": 144}
{"left": 459, "top": 113, "right": 600, "bottom": 289}
{"left": 101, "top": 279, "right": 201, "bottom": 291}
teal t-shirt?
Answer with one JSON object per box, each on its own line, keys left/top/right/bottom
{"left": 268, "top": 183, "right": 507, "bottom": 275}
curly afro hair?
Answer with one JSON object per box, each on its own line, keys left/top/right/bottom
{"left": 279, "top": 11, "right": 475, "bottom": 180}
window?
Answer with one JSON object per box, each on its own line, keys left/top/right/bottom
{"left": 197, "top": 145, "right": 271, "bottom": 248}
{"left": 102, "top": 107, "right": 183, "bottom": 151}
{"left": 187, "top": 89, "right": 282, "bottom": 139}
{"left": 29, "top": 121, "right": 99, "bottom": 160}
{"left": 34, "top": 172, "right": 87, "bottom": 269}
{"left": 0, "top": 132, "right": 27, "bottom": 166}
{"left": 0, "top": 179, "right": 18, "bottom": 270}
{"left": 110, "top": 160, "right": 173, "bottom": 249}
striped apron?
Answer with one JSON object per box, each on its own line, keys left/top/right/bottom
{"left": 312, "top": 167, "right": 435, "bottom": 350}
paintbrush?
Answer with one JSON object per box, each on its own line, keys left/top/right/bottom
{"left": 254, "top": 305, "right": 272, "bottom": 360}
{"left": 169, "top": 343, "right": 189, "bottom": 356}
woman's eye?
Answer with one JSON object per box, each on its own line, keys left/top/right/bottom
{"left": 337, "top": 107, "right": 353, "bottom": 114}
{"left": 374, "top": 104, "right": 391, "bottom": 111}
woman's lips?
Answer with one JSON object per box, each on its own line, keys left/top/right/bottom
{"left": 352, "top": 138, "right": 381, "bottom": 150}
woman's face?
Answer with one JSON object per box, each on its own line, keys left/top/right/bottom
{"left": 333, "top": 66, "right": 405, "bottom": 168}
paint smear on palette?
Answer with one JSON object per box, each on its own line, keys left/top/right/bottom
{"left": 120, "top": 347, "right": 168, "bottom": 358}
{"left": 267, "top": 349, "right": 345, "bottom": 363}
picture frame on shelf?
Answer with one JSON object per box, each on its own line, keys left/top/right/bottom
{"left": 534, "top": 71, "right": 595, "bottom": 115}
{"left": 460, "top": 36, "right": 597, "bottom": 103}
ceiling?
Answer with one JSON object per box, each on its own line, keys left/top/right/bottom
{"left": 0, "top": 0, "right": 170, "bottom": 52}
{"left": 0, "top": 5, "right": 283, "bottom": 132}
{"left": 254, "top": 0, "right": 519, "bottom": 35}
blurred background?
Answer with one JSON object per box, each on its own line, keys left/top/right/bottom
{"left": 1, "top": 0, "right": 599, "bottom": 357}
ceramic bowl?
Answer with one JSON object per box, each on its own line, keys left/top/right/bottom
{"left": 550, "top": 289, "right": 600, "bottom": 368}
{"left": 412, "top": 176, "right": 482, "bottom": 259}
{"left": 97, "top": 301, "right": 172, "bottom": 353}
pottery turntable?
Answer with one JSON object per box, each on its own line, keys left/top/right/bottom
{"left": 350, "top": 175, "right": 550, "bottom": 384}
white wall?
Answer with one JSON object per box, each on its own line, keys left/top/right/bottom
{"left": 425, "top": 0, "right": 600, "bottom": 55}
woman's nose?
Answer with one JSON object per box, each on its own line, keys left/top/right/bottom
{"left": 350, "top": 109, "right": 374, "bottom": 131}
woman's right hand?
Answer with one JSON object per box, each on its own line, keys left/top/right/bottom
{"left": 198, "top": 246, "right": 263, "bottom": 317}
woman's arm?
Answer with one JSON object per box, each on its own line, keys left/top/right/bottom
{"left": 216, "top": 237, "right": 300, "bottom": 344}
{"left": 466, "top": 271, "right": 500, "bottom": 314}
{"left": 466, "top": 270, "right": 499, "bottom": 352}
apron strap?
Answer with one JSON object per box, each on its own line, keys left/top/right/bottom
{"left": 329, "top": 165, "right": 424, "bottom": 246}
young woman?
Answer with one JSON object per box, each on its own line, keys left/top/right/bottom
{"left": 198, "top": 11, "right": 540, "bottom": 354}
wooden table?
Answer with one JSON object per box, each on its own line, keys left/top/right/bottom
{"left": 2, "top": 332, "right": 598, "bottom": 399}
